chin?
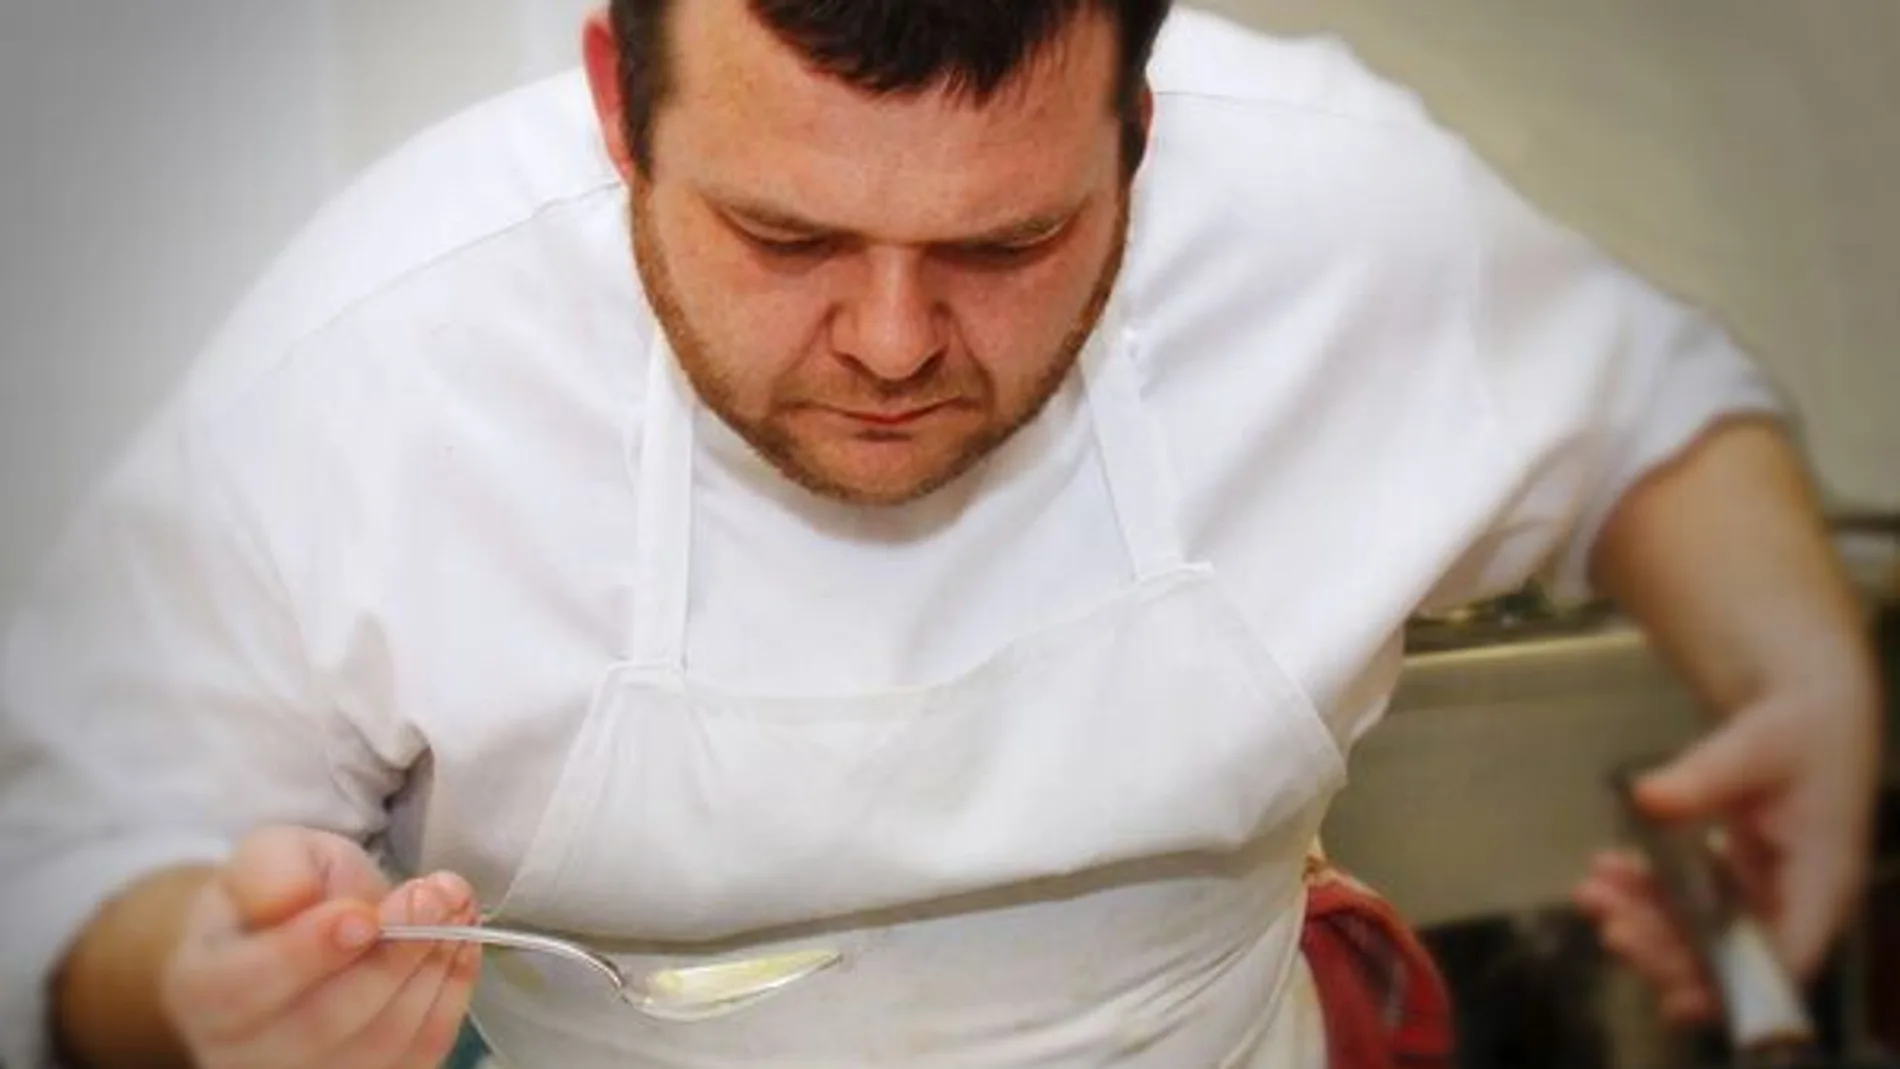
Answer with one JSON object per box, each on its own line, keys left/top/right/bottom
{"left": 794, "top": 461, "right": 955, "bottom": 507}
{"left": 783, "top": 440, "right": 984, "bottom": 507}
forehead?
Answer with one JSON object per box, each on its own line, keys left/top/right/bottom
{"left": 654, "top": 0, "right": 1125, "bottom": 237}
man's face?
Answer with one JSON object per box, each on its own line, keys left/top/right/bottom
{"left": 623, "top": 0, "right": 1135, "bottom": 506}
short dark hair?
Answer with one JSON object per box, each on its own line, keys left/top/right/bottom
{"left": 609, "top": 0, "right": 1172, "bottom": 176}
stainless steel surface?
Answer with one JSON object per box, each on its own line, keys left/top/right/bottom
{"left": 1322, "top": 618, "right": 1708, "bottom": 928}
{"left": 378, "top": 924, "right": 842, "bottom": 1022}
{"left": 1327, "top": 545, "right": 1898, "bottom": 930}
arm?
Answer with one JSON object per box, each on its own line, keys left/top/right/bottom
{"left": 1427, "top": 136, "right": 1881, "bottom": 1018}
{"left": 1577, "top": 416, "right": 1884, "bottom": 1012}
{"left": 50, "top": 866, "right": 219, "bottom": 1069}
{"left": 0, "top": 412, "right": 402, "bottom": 1068}
{"left": 1590, "top": 417, "right": 1879, "bottom": 741}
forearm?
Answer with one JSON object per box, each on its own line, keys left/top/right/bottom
{"left": 1588, "top": 416, "right": 1882, "bottom": 723}
{"left": 51, "top": 864, "right": 217, "bottom": 1069}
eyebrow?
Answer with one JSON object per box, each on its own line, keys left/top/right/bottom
{"left": 714, "top": 194, "right": 1082, "bottom": 248}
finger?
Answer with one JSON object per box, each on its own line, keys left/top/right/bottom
{"left": 1775, "top": 832, "right": 1862, "bottom": 979}
{"left": 1573, "top": 853, "right": 1635, "bottom": 923}
{"left": 306, "top": 830, "right": 400, "bottom": 904}
{"left": 1588, "top": 848, "right": 1649, "bottom": 886}
{"left": 221, "top": 827, "right": 395, "bottom": 935}
{"left": 1661, "top": 987, "right": 1721, "bottom": 1026}
{"left": 166, "top": 896, "right": 382, "bottom": 1041}
{"left": 393, "top": 900, "right": 486, "bottom": 1067}
{"left": 364, "top": 876, "right": 467, "bottom": 986}
{"left": 159, "top": 885, "right": 246, "bottom": 1029}
{"left": 368, "top": 877, "right": 462, "bottom": 985}
{"left": 1598, "top": 909, "right": 1705, "bottom": 1003}
{"left": 1634, "top": 719, "right": 1786, "bottom": 824}
{"left": 423, "top": 938, "right": 486, "bottom": 1045}
{"left": 1579, "top": 863, "right": 1716, "bottom": 1015}
{"left": 225, "top": 878, "right": 458, "bottom": 1062}
{"left": 222, "top": 827, "right": 336, "bottom": 931}
{"left": 404, "top": 947, "right": 484, "bottom": 1068}
{"left": 1575, "top": 850, "right": 1656, "bottom": 915}
{"left": 415, "top": 870, "right": 476, "bottom": 920}
{"left": 318, "top": 890, "right": 478, "bottom": 1068}
{"left": 177, "top": 870, "right": 247, "bottom": 944}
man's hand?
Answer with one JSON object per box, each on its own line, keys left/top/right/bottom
{"left": 1568, "top": 419, "right": 1884, "bottom": 1027}
{"left": 1574, "top": 684, "right": 1881, "bottom": 1024}
{"left": 158, "top": 827, "right": 483, "bottom": 1068}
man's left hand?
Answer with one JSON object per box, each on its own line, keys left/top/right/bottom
{"left": 1573, "top": 685, "right": 1882, "bottom": 1025}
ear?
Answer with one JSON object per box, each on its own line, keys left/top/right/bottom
{"left": 1123, "top": 82, "right": 1156, "bottom": 176}
{"left": 582, "top": 9, "right": 640, "bottom": 184}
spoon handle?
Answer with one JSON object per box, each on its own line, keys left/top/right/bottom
{"left": 379, "top": 924, "right": 626, "bottom": 987}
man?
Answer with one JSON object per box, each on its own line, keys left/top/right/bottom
{"left": 0, "top": 0, "right": 1882, "bottom": 1066}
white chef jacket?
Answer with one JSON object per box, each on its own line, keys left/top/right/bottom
{"left": 0, "top": 8, "right": 1783, "bottom": 1066}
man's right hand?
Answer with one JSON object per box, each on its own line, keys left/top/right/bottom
{"left": 157, "top": 827, "right": 482, "bottom": 1069}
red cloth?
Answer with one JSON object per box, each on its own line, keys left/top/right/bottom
{"left": 1300, "top": 856, "right": 1458, "bottom": 1069}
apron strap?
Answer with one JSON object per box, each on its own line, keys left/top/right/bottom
{"left": 626, "top": 337, "right": 696, "bottom": 670}
{"left": 1075, "top": 315, "right": 1189, "bottom": 582}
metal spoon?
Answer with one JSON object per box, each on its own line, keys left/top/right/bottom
{"left": 380, "top": 923, "right": 842, "bottom": 1022}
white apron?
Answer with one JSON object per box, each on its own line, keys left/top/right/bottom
{"left": 466, "top": 305, "right": 1344, "bottom": 1068}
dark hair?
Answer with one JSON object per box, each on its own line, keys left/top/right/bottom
{"left": 609, "top": 0, "right": 1172, "bottom": 176}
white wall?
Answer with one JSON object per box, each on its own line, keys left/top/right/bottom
{"left": 1, "top": 1, "right": 1894, "bottom": 615}
{"left": 330, "top": 0, "right": 597, "bottom": 168}
{"left": 0, "top": 0, "right": 594, "bottom": 613}
{"left": 0, "top": 1, "right": 340, "bottom": 611}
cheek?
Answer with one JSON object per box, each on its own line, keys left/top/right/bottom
{"left": 653, "top": 204, "right": 829, "bottom": 372}
{"left": 938, "top": 251, "right": 1106, "bottom": 385}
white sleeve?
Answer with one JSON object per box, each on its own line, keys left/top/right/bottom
{"left": 1429, "top": 148, "right": 1791, "bottom": 609}
{"left": 0, "top": 413, "right": 398, "bottom": 1069}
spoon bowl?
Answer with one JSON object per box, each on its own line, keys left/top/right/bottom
{"left": 379, "top": 923, "right": 842, "bottom": 1021}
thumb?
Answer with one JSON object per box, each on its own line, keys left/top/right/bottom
{"left": 222, "top": 826, "right": 383, "bottom": 931}
{"left": 1635, "top": 717, "right": 1784, "bottom": 823}
{"left": 302, "top": 827, "right": 396, "bottom": 904}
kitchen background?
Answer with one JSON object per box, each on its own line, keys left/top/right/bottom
{"left": 1, "top": 2, "right": 1894, "bottom": 1066}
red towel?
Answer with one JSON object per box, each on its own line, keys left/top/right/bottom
{"left": 1300, "top": 855, "right": 1458, "bottom": 1069}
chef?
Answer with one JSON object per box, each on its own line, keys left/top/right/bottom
{"left": 1, "top": 1, "right": 1882, "bottom": 1067}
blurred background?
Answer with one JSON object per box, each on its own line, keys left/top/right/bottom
{"left": 1, "top": 2, "right": 1895, "bottom": 1067}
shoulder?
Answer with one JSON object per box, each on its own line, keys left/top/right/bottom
{"left": 173, "top": 68, "right": 627, "bottom": 424}
{"left": 1126, "top": 9, "right": 1487, "bottom": 364}
{"left": 1148, "top": 7, "right": 1441, "bottom": 131}
{"left": 1132, "top": 8, "right": 1482, "bottom": 295}
{"left": 131, "top": 68, "right": 650, "bottom": 602}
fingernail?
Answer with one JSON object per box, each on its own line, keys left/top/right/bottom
{"left": 413, "top": 883, "right": 445, "bottom": 923}
{"left": 429, "top": 872, "right": 471, "bottom": 911}
{"left": 336, "top": 915, "right": 377, "bottom": 951}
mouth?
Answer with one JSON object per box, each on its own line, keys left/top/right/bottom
{"left": 828, "top": 401, "right": 960, "bottom": 428}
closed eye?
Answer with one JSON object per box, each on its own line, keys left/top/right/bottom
{"left": 743, "top": 230, "right": 841, "bottom": 258}
{"left": 941, "top": 228, "right": 1067, "bottom": 268}
{"left": 947, "top": 240, "right": 1052, "bottom": 264}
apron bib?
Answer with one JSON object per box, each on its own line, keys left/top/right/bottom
{"left": 467, "top": 307, "right": 1345, "bottom": 1068}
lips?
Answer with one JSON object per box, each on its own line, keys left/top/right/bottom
{"left": 830, "top": 401, "right": 958, "bottom": 427}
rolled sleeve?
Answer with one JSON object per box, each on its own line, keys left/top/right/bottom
{"left": 0, "top": 411, "right": 393, "bottom": 1068}
{"left": 1451, "top": 147, "right": 1791, "bottom": 606}
{"left": 1540, "top": 305, "right": 1788, "bottom": 603}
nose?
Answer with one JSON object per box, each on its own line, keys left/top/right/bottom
{"left": 830, "top": 250, "right": 946, "bottom": 382}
